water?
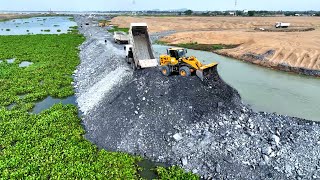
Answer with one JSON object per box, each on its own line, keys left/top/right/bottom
{"left": 32, "top": 96, "right": 77, "bottom": 114}
{"left": 19, "top": 61, "right": 33, "bottom": 67}
{"left": 6, "top": 58, "right": 15, "bottom": 63}
{"left": 137, "top": 159, "right": 168, "bottom": 180}
{"left": 0, "top": 16, "right": 77, "bottom": 35}
{"left": 153, "top": 45, "right": 320, "bottom": 121}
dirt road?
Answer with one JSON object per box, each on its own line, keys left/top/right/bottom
{"left": 75, "top": 15, "right": 320, "bottom": 179}
{"left": 112, "top": 16, "right": 320, "bottom": 76}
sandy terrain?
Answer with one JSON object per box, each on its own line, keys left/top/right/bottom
{"left": 0, "top": 13, "right": 36, "bottom": 21}
{"left": 112, "top": 16, "right": 320, "bottom": 72}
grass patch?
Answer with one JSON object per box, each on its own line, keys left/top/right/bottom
{"left": 157, "top": 166, "right": 199, "bottom": 180}
{"left": 69, "top": 26, "right": 78, "bottom": 30}
{"left": 154, "top": 40, "right": 168, "bottom": 45}
{"left": 108, "top": 26, "right": 129, "bottom": 33}
{"left": 68, "top": 17, "right": 75, "bottom": 21}
{"left": 175, "top": 42, "right": 238, "bottom": 51}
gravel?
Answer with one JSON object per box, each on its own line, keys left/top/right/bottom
{"left": 74, "top": 15, "right": 320, "bottom": 179}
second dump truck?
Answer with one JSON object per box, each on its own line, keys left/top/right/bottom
{"left": 124, "top": 23, "right": 158, "bottom": 70}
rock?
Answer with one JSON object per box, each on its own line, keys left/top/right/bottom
{"left": 182, "top": 157, "right": 188, "bottom": 166}
{"left": 173, "top": 133, "right": 183, "bottom": 141}
{"left": 216, "top": 164, "right": 221, "bottom": 173}
{"left": 262, "top": 146, "right": 273, "bottom": 155}
{"left": 272, "top": 135, "right": 280, "bottom": 146}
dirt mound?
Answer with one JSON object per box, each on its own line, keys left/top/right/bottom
{"left": 254, "top": 27, "right": 315, "bottom": 32}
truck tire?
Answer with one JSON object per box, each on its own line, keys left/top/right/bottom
{"left": 160, "top": 66, "right": 171, "bottom": 76}
{"left": 179, "top": 66, "right": 191, "bottom": 77}
{"left": 131, "top": 59, "right": 137, "bottom": 71}
{"left": 126, "top": 56, "right": 131, "bottom": 64}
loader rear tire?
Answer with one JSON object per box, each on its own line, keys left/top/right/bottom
{"left": 179, "top": 66, "right": 191, "bottom": 77}
{"left": 161, "top": 66, "right": 171, "bottom": 76}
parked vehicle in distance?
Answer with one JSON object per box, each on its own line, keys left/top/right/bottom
{"left": 113, "top": 31, "right": 129, "bottom": 44}
{"left": 275, "top": 22, "right": 291, "bottom": 28}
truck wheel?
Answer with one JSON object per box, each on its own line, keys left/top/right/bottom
{"left": 126, "top": 57, "right": 131, "bottom": 64}
{"left": 160, "top": 66, "right": 171, "bottom": 76}
{"left": 179, "top": 66, "right": 191, "bottom": 77}
{"left": 131, "top": 59, "right": 137, "bottom": 71}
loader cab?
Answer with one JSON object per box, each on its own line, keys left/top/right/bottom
{"left": 167, "top": 48, "right": 187, "bottom": 60}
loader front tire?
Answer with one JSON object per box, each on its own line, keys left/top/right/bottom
{"left": 161, "top": 66, "right": 171, "bottom": 76}
{"left": 179, "top": 66, "right": 191, "bottom": 77}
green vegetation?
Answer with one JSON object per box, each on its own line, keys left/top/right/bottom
{"left": 0, "top": 34, "right": 84, "bottom": 111}
{"left": 68, "top": 17, "right": 75, "bottom": 21}
{"left": 5, "top": 29, "right": 10, "bottom": 31}
{"left": 0, "top": 34, "right": 140, "bottom": 178}
{"left": 184, "top": 10, "right": 194, "bottom": 15}
{"left": 154, "top": 40, "right": 168, "bottom": 45}
{"left": 26, "top": 30, "right": 29, "bottom": 32}
{"left": 0, "top": 104, "right": 141, "bottom": 179}
{"left": 157, "top": 166, "right": 199, "bottom": 180}
{"left": 108, "top": 26, "right": 129, "bottom": 33}
{"left": 175, "top": 42, "right": 238, "bottom": 51}
{"left": 57, "top": 29, "right": 62, "bottom": 32}
{"left": 69, "top": 26, "right": 78, "bottom": 30}
{"left": 43, "top": 29, "right": 51, "bottom": 32}
{"left": 248, "top": 11, "right": 255, "bottom": 16}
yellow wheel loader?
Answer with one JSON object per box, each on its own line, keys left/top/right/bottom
{"left": 160, "top": 47, "right": 218, "bottom": 81}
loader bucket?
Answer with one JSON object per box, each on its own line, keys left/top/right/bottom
{"left": 196, "top": 63, "right": 218, "bottom": 81}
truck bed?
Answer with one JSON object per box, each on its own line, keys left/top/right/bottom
{"left": 133, "top": 34, "right": 153, "bottom": 60}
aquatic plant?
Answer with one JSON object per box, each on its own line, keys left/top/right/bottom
{"left": 0, "top": 32, "right": 195, "bottom": 179}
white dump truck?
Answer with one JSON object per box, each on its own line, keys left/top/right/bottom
{"left": 124, "top": 23, "right": 158, "bottom": 70}
{"left": 113, "top": 31, "right": 129, "bottom": 44}
{"left": 275, "top": 22, "right": 291, "bottom": 28}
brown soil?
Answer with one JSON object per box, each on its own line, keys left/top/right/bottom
{"left": 112, "top": 16, "right": 320, "bottom": 72}
{"left": 0, "top": 13, "right": 42, "bottom": 21}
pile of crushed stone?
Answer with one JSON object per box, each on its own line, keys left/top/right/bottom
{"left": 74, "top": 15, "right": 320, "bottom": 179}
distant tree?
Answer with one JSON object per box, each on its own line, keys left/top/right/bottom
{"left": 184, "top": 10, "right": 193, "bottom": 15}
{"left": 248, "top": 11, "right": 255, "bottom": 16}
{"left": 236, "top": 10, "right": 243, "bottom": 16}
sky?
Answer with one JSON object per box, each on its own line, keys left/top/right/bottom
{"left": 1, "top": 0, "right": 319, "bottom": 11}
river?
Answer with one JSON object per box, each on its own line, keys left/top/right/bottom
{"left": 153, "top": 45, "right": 320, "bottom": 122}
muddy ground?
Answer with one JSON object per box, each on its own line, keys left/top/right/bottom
{"left": 74, "top": 15, "right": 320, "bottom": 179}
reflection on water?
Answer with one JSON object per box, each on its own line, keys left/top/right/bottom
{"left": 7, "top": 58, "right": 15, "bottom": 63}
{"left": 137, "top": 159, "right": 168, "bottom": 180}
{"left": 153, "top": 45, "right": 320, "bottom": 121}
{"left": 0, "top": 16, "right": 77, "bottom": 35}
{"left": 19, "top": 61, "right": 33, "bottom": 67}
{"left": 32, "top": 96, "right": 77, "bottom": 114}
